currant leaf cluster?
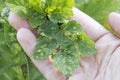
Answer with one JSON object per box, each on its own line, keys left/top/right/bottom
{"left": 5, "top": 0, "right": 96, "bottom": 76}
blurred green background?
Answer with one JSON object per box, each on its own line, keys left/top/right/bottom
{"left": 0, "top": 0, "right": 120, "bottom": 80}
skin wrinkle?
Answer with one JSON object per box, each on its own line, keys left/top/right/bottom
{"left": 94, "top": 34, "right": 120, "bottom": 80}
{"left": 93, "top": 33, "right": 113, "bottom": 80}
{"left": 95, "top": 32, "right": 110, "bottom": 42}
{"left": 94, "top": 55, "right": 101, "bottom": 80}
{"left": 94, "top": 46, "right": 111, "bottom": 80}
{"left": 105, "top": 47, "right": 120, "bottom": 80}
{"left": 104, "top": 45, "right": 120, "bottom": 80}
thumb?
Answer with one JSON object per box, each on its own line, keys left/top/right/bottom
{"left": 17, "top": 28, "right": 67, "bottom": 80}
{"left": 109, "top": 12, "right": 120, "bottom": 36}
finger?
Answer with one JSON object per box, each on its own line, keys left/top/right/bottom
{"left": 8, "top": 12, "right": 38, "bottom": 37}
{"left": 69, "top": 8, "right": 109, "bottom": 41}
{"left": 17, "top": 28, "right": 36, "bottom": 56}
{"left": 108, "top": 12, "right": 120, "bottom": 35}
{"left": 17, "top": 28, "right": 67, "bottom": 80}
{"left": 8, "top": 12, "right": 32, "bottom": 31}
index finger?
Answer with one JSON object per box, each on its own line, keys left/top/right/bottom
{"left": 69, "top": 8, "right": 109, "bottom": 41}
{"left": 8, "top": 12, "right": 32, "bottom": 31}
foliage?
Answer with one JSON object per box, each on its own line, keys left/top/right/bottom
{"left": 0, "top": 0, "right": 120, "bottom": 80}
{"left": 4, "top": 0, "right": 97, "bottom": 76}
{"left": 0, "top": 0, "right": 46, "bottom": 80}
{"left": 78, "top": 0, "right": 120, "bottom": 25}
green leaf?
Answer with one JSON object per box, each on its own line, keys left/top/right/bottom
{"left": 48, "top": 8, "right": 73, "bottom": 23}
{"left": 28, "top": 9, "right": 46, "bottom": 28}
{"left": 44, "top": 0, "right": 75, "bottom": 13}
{"left": 75, "top": 0, "right": 89, "bottom": 7}
{"left": 29, "top": 0, "right": 75, "bottom": 23}
{"left": 78, "top": 33, "right": 97, "bottom": 56}
{"left": 38, "top": 21, "right": 58, "bottom": 36}
{"left": 6, "top": 2, "right": 27, "bottom": 18}
{"left": 53, "top": 50, "right": 80, "bottom": 77}
{"left": 6, "top": 0, "right": 27, "bottom": 5}
{"left": 2, "top": 0, "right": 97, "bottom": 78}
{"left": 61, "top": 21, "right": 83, "bottom": 41}
{"left": 34, "top": 37, "right": 58, "bottom": 60}
{"left": 5, "top": 0, "right": 28, "bottom": 18}
{"left": 34, "top": 20, "right": 96, "bottom": 76}
{"left": 28, "top": 0, "right": 45, "bottom": 12}
{"left": 0, "top": 0, "right": 6, "bottom": 12}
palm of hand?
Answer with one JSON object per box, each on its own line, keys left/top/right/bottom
{"left": 8, "top": 8, "right": 120, "bottom": 80}
{"left": 69, "top": 9, "right": 120, "bottom": 80}
{"left": 70, "top": 29, "right": 120, "bottom": 80}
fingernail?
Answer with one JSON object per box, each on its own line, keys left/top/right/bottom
{"left": 109, "top": 12, "right": 120, "bottom": 25}
{"left": 108, "top": 12, "right": 120, "bottom": 35}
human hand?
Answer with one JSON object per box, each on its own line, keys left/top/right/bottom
{"left": 8, "top": 8, "right": 120, "bottom": 80}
